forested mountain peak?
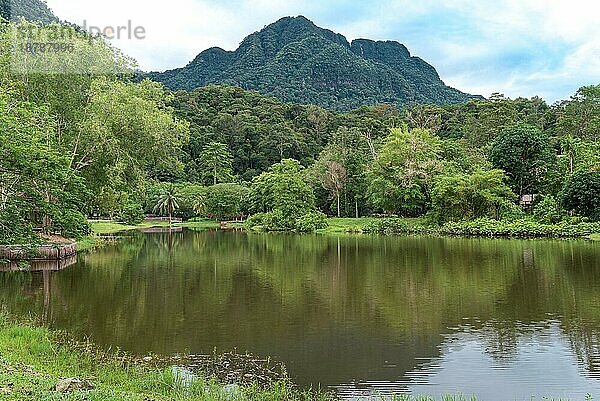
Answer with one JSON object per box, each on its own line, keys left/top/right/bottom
{"left": 0, "top": 0, "right": 58, "bottom": 24}
{"left": 149, "top": 16, "right": 479, "bottom": 111}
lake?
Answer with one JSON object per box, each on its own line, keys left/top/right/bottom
{"left": 1, "top": 229, "right": 599, "bottom": 400}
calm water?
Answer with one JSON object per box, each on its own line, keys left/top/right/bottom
{"left": 1, "top": 229, "right": 600, "bottom": 400}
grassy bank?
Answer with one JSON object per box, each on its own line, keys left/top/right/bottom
{"left": 77, "top": 218, "right": 600, "bottom": 248}
{"left": 318, "top": 217, "right": 600, "bottom": 239}
{"left": 0, "top": 315, "right": 586, "bottom": 401}
{"left": 0, "top": 314, "right": 331, "bottom": 401}
{"left": 76, "top": 220, "right": 221, "bottom": 252}
{"left": 317, "top": 217, "right": 424, "bottom": 234}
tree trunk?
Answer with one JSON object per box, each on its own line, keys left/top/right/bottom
{"left": 355, "top": 198, "right": 359, "bottom": 219}
{"left": 337, "top": 194, "right": 341, "bottom": 218}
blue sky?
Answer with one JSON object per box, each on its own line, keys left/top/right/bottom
{"left": 45, "top": 0, "right": 600, "bottom": 102}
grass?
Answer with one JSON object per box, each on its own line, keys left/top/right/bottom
{"left": 0, "top": 315, "right": 589, "bottom": 401}
{"left": 76, "top": 220, "right": 221, "bottom": 252}
{"left": 88, "top": 220, "right": 220, "bottom": 235}
{"left": 318, "top": 217, "right": 426, "bottom": 235}
{"left": 76, "top": 235, "right": 104, "bottom": 252}
{"left": 0, "top": 313, "right": 333, "bottom": 400}
{"left": 589, "top": 234, "right": 600, "bottom": 240}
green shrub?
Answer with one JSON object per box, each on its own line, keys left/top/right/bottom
{"left": 51, "top": 209, "right": 91, "bottom": 239}
{"left": 245, "top": 213, "right": 268, "bottom": 230}
{"left": 559, "top": 170, "right": 600, "bottom": 221}
{"left": 440, "top": 218, "right": 600, "bottom": 238}
{"left": 119, "top": 202, "right": 145, "bottom": 225}
{"left": 262, "top": 210, "right": 295, "bottom": 231}
{"left": 533, "top": 195, "right": 565, "bottom": 224}
{"left": 362, "top": 218, "right": 410, "bottom": 234}
{"left": 295, "top": 212, "right": 328, "bottom": 233}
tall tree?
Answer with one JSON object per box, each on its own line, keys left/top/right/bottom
{"left": 367, "top": 127, "right": 442, "bottom": 216}
{"left": 557, "top": 85, "right": 600, "bottom": 141}
{"left": 559, "top": 170, "right": 600, "bottom": 221}
{"left": 490, "top": 124, "right": 554, "bottom": 197}
{"left": 198, "top": 142, "right": 235, "bottom": 185}
{"left": 250, "top": 159, "right": 315, "bottom": 218}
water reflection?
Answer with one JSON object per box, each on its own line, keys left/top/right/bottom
{"left": 0, "top": 231, "right": 599, "bottom": 399}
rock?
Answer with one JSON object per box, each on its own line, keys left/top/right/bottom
{"left": 221, "top": 383, "right": 243, "bottom": 400}
{"left": 54, "top": 378, "right": 94, "bottom": 392}
{"left": 142, "top": 356, "right": 153, "bottom": 362}
{"left": 171, "top": 366, "right": 196, "bottom": 389}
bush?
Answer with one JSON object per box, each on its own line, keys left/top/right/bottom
{"left": 245, "top": 213, "right": 268, "bottom": 230}
{"left": 51, "top": 209, "right": 91, "bottom": 239}
{"left": 246, "top": 211, "right": 328, "bottom": 233}
{"left": 0, "top": 205, "right": 38, "bottom": 245}
{"left": 559, "top": 170, "right": 600, "bottom": 221}
{"left": 119, "top": 202, "right": 145, "bottom": 225}
{"left": 362, "top": 218, "right": 410, "bottom": 234}
{"left": 532, "top": 195, "right": 565, "bottom": 224}
{"left": 262, "top": 210, "right": 295, "bottom": 231}
{"left": 440, "top": 218, "right": 600, "bottom": 238}
{"left": 295, "top": 212, "right": 328, "bottom": 233}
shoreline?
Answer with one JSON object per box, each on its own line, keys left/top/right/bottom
{"left": 0, "top": 313, "right": 333, "bottom": 400}
{"left": 75, "top": 218, "right": 600, "bottom": 250}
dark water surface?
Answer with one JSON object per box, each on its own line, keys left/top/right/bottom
{"left": 1, "top": 230, "right": 600, "bottom": 400}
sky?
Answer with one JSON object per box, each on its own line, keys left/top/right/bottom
{"left": 43, "top": 0, "right": 600, "bottom": 102}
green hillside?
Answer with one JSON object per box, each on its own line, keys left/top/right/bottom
{"left": 150, "top": 16, "right": 479, "bottom": 111}
{"left": 0, "top": 0, "right": 58, "bottom": 23}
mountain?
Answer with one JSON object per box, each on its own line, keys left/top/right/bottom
{"left": 149, "top": 16, "right": 479, "bottom": 111}
{"left": 0, "top": 0, "right": 58, "bottom": 24}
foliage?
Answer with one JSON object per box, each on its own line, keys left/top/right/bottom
{"left": 440, "top": 218, "right": 600, "bottom": 238}
{"left": 149, "top": 16, "right": 476, "bottom": 111}
{"left": 49, "top": 209, "right": 91, "bottom": 239}
{"left": 0, "top": 0, "right": 58, "bottom": 23}
{"left": 431, "top": 170, "right": 516, "bottom": 223}
{"left": 295, "top": 212, "right": 329, "bottom": 233}
{"left": 532, "top": 195, "right": 565, "bottom": 224}
{"left": 362, "top": 218, "right": 411, "bottom": 234}
{"left": 367, "top": 127, "right": 442, "bottom": 216}
{"left": 557, "top": 85, "right": 600, "bottom": 141}
{"left": 197, "top": 141, "right": 234, "bottom": 185}
{"left": 0, "top": 86, "right": 87, "bottom": 243}
{"left": 173, "top": 184, "right": 206, "bottom": 220}
{"left": 250, "top": 159, "right": 316, "bottom": 218}
{"left": 171, "top": 85, "right": 337, "bottom": 182}
{"left": 559, "top": 170, "right": 600, "bottom": 221}
{"left": 119, "top": 202, "right": 145, "bottom": 225}
{"left": 490, "top": 123, "right": 554, "bottom": 196}
{"left": 203, "top": 183, "right": 249, "bottom": 220}
{"left": 153, "top": 186, "right": 180, "bottom": 221}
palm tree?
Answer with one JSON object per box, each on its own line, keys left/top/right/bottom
{"left": 192, "top": 196, "right": 207, "bottom": 217}
{"left": 153, "top": 186, "right": 180, "bottom": 225}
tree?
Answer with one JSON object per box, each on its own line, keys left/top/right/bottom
{"left": 490, "top": 124, "right": 554, "bottom": 197}
{"left": 312, "top": 147, "right": 348, "bottom": 217}
{"left": 203, "top": 184, "right": 249, "bottom": 220}
{"left": 249, "top": 159, "right": 316, "bottom": 229}
{"left": 367, "top": 127, "right": 443, "bottom": 216}
{"left": 0, "top": 86, "right": 87, "bottom": 242}
{"left": 198, "top": 142, "right": 234, "bottom": 185}
{"left": 119, "top": 202, "right": 145, "bottom": 225}
{"left": 172, "top": 184, "right": 205, "bottom": 220}
{"left": 559, "top": 170, "right": 600, "bottom": 221}
{"left": 153, "top": 186, "right": 180, "bottom": 224}
{"left": 557, "top": 85, "right": 600, "bottom": 141}
{"left": 431, "top": 170, "right": 516, "bottom": 223}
